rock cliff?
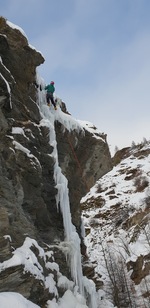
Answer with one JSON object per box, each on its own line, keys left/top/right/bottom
{"left": 0, "top": 17, "right": 112, "bottom": 307}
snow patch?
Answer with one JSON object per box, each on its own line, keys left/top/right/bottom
{"left": 6, "top": 20, "right": 27, "bottom": 39}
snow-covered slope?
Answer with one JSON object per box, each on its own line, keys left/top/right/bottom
{"left": 81, "top": 143, "right": 150, "bottom": 307}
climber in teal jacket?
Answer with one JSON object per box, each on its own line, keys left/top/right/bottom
{"left": 45, "top": 81, "right": 57, "bottom": 110}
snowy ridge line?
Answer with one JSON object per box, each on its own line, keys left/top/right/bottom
{"left": 78, "top": 120, "right": 105, "bottom": 141}
{"left": 6, "top": 20, "right": 28, "bottom": 39}
{"left": 36, "top": 74, "right": 98, "bottom": 307}
{"left": 54, "top": 108, "right": 84, "bottom": 134}
{"left": 6, "top": 19, "right": 41, "bottom": 55}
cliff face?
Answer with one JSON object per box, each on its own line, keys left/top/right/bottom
{"left": 55, "top": 123, "right": 112, "bottom": 235}
{"left": 0, "top": 17, "right": 112, "bottom": 306}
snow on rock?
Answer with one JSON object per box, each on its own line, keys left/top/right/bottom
{"left": 0, "top": 56, "right": 16, "bottom": 82}
{"left": 13, "top": 140, "right": 41, "bottom": 170}
{"left": 6, "top": 20, "right": 27, "bottom": 39}
{"left": 0, "top": 237, "right": 45, "bottom": 280}
{"left": 0, "top": 72, "right": 12, "bottom": 108}
{"left": 78, "top": 120, "right": 105, "bottom": 141}
{"left": 57, "top": 275, "right": 74, "bottom": 290}
{"left": 47, "top": 289, "right": 88, "bottom": 308}
{"left": 0, "top": 292, "right": 40, "bottom": 308}
{"left": 12, "top": 127, "right": 29, "bottom": 139}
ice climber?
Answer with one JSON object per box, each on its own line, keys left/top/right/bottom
{"left": 45, "top": 81, "right": 57, "bottom": 110}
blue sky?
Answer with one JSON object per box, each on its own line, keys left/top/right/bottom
{"left": 1, "top": 0, "right": 150, "bottom": 154}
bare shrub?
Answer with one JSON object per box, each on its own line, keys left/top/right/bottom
{"left": 131, "top": 141, "right": 136, "bottom": 148}
{"left": 142, "top": 137, "right": 148, "bottom": 145}
{"left": 134, "top": 175, "right": 149, "bottom": 192}
{"left": 100, "top": 240, "right": 136, "bottom": 307}
{"left": 114, "top": 145, "right": 119, "bottom": 154}
{"left": 96, "top": 182, "right": 103, "bottom": 193}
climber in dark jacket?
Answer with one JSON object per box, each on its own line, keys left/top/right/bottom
{"left": 45, "top": 81, "right": 57, "bottom": 110}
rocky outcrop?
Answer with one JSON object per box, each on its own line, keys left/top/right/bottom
{"left": 0, "top": 17, "right": 112, "bottom": 306}
{"left": 56, "top": 124, "right": 112, "bottom": 234}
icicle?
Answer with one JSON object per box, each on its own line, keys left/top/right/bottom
{"left": 83, "top": 277, "right": 97, "bottom": 308}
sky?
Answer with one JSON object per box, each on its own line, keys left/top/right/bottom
{"left": 1, "top": 0, "right": 150, "bottom": 154}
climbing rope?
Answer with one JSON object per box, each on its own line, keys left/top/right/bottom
{"left": 67, "top": 136, "right": 89, "bottom": 191}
